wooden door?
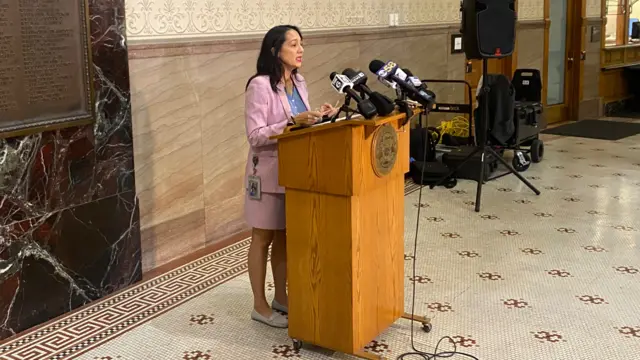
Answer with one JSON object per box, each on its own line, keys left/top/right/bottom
{"left": 544, "top": 0, "right": 584, "bottom": 124}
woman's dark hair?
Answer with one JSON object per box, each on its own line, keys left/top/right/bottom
{"left": 246, "top": 25, "right": 303, "bottom": 92}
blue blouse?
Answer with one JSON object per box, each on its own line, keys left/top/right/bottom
{"left": 286, "top": 86, "right": 307, "bottom": 116}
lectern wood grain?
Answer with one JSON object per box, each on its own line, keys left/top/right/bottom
{"left": 286, "top": 189, "right": 355, "bottom": 352}
{"left": 350, "top": 174, "right": 404, "bottom": 348}
{"left": 275, "top": 115, "right": 408, "bottom": 355}
{"left": 278, "top": 112, "right": 409, "bottom": 196}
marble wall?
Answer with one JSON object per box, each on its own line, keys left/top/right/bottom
{"left": 0, "top": 0, "right": 142, "bottom": 340}
{"left": 515, "top": 22, "right": 546, "bottom": 124}
{"left": 517, "top": 25, "right": 546, "bottom": 80}
{"left": 581, "top": 18, "right": 604, "bottom": 119}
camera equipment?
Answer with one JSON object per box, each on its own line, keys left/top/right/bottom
{"left": 409, "top": 126, "right": 458, "bottom": 189}
{"left": 460, "top": 0, "right": 516, "bottom": 60}
{"left": 431, "top": 0, "right": 539, "bottom": 212}
{"left": 407, "top": 78, "right": 474, "bottom": 189}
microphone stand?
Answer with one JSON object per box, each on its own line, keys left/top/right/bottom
{"left": 331, "top": 94, "right": 359, "bottom": 123}
{"left": 430, "top": 58, "right": 540, "bottom": 212}
{"left": 395, "top": 92, "right": 414, "bottom": 127}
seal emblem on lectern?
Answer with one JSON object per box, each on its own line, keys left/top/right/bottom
{"left": 372, "top": 123, "right": 398, "bottom": 177}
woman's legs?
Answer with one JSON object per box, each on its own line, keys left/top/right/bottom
{"left": 271, "top": 229, "right": 288, "bottom": 306}
{"left": 248, "top": 227, "right": 274, "bottom": 316}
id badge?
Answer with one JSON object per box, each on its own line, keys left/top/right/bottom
{"left": 247, "top": 175, "right": 261, "bottom": 200}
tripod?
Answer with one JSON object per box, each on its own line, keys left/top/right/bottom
{"left": 331, "top": 95, "right": 359, "bottom": 122}
{"left": 431, "top": 58, "right": 540, "bottom": 212}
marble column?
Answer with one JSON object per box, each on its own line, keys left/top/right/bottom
{"left": 0, "top": 0, "right": 142, "bottom": 340}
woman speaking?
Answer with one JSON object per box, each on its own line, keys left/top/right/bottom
{"left": 244, "top": 25, "right": 338, "bottom": 328}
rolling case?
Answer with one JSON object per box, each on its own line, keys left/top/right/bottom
{"left": 514, "top": 101, "right": 543, "bottom": 141}
{"left": 442, "top": 146, "right": 498, "bottom": 181}
{"left": 409, "top": 160, "right": 457, "bottom": 188}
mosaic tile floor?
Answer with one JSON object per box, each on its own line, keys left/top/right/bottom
{"left": 1, "top": 126, "right": 640, "bottom": 360}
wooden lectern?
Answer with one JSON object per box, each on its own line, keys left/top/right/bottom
{"left": 271, "top": 112, "right": 431, "bottom": 359}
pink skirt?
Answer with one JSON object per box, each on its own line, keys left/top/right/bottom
{"left": 244, "top": 192, "right": 286, "bottom": 230}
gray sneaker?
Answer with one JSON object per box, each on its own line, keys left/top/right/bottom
{"left": 251, "top": 310, "right": 288, "bottom": 328}
{"left": 271, "top": 299, "right": 288, "bottom": 314}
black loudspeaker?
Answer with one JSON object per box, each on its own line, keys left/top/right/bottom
{"left": 461, "top": 0, "right": 516, "bottom": 59}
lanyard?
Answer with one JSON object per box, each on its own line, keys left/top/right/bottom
{"left": 252, "top": 155, "right": 258, "bottom": 175}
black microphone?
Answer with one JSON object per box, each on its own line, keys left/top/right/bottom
{"left": 329, "top": 72, "right": 378, "bottom": 119}
{"left": 342, "top": 68, "right": 395, "bottom": 116}
{"left": 368, "top": 60, "right": 435, "bottom": 108}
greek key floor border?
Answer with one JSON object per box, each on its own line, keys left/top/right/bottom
{"left": 0, "top": 181, "right": 417, "bottom": 360}
{"left": 0, "top": 241, "right": 251, "bottom": 360}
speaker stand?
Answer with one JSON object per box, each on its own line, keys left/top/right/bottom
{"left": 431, "top": 58, "right": 540, "bottom": 212}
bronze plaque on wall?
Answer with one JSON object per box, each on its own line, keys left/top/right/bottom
{"left": 0, "top": 0, "right": 93, "bottom": 138}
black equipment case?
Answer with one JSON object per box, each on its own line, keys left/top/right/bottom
{"left": 513, "top": 100, "right": 542, "bottom": 143}
{"left": 512, "top": 68, "right": 544, "bottom": 139}
{"left": 409, "top": 127, "right": 457, "bottom": 188}
{"left": 509, "top": 69, "right": 545, "bottom": 167}
{"left": 409, "top": 161, "right": 457, "bottom": 188}
{"left": 441, "top": 146, "right": 498, "bottom": 181}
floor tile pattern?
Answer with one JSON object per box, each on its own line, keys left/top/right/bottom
{"left": 1, "top": 128, "right": 639, "bottom": 360}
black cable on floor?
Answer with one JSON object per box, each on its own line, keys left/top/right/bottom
{"left": 397, "top": 113, "right": 480, "bottom": 360}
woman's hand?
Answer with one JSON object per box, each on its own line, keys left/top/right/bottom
{"left": 320, "top": 103, "right": 339, "bottom": 118}
{"left": 292, "top": 110, "right": 323, "bottom": 125}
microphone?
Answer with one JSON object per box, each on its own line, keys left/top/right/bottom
{"left": 375, "top": 75, "right": 398, "bottom": 90}
{"left": 402, "top": 68, "right": 437, "bottom": 105}
{"left": 329, "top": 72, "right": 378, "bottom": 119}
{"left": 403, "top": 68, "right": 425, "bottom": 90}
{"left": 369, "top": 60, "right": 435, "bottom": 108}
{"left": 342, "top": 68, "right": 395, "bottom": 116}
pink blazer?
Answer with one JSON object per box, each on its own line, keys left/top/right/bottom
{"left": 244, "top": 74, "right": 311, "bottom": 194}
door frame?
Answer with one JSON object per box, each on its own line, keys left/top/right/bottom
{"left": 543, "top": 0, "right": 585, "bottom": 124}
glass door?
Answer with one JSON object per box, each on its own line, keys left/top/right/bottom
{"left": 545, "top": 0, "right": 581, "bottom": 124}
{"left": 547, "top": 0, "right": 569, "bottom": 106}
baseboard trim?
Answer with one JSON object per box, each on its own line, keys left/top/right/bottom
{"left": 142, "top": 229, "right": 251, "bottom": 280}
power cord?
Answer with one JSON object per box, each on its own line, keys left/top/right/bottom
{"left": 397, "top": 112, "right": 480, "bottom": 360}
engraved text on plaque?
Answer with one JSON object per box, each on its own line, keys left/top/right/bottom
{"left": 0, "top": 0, "right": 92, "bottom": 136}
